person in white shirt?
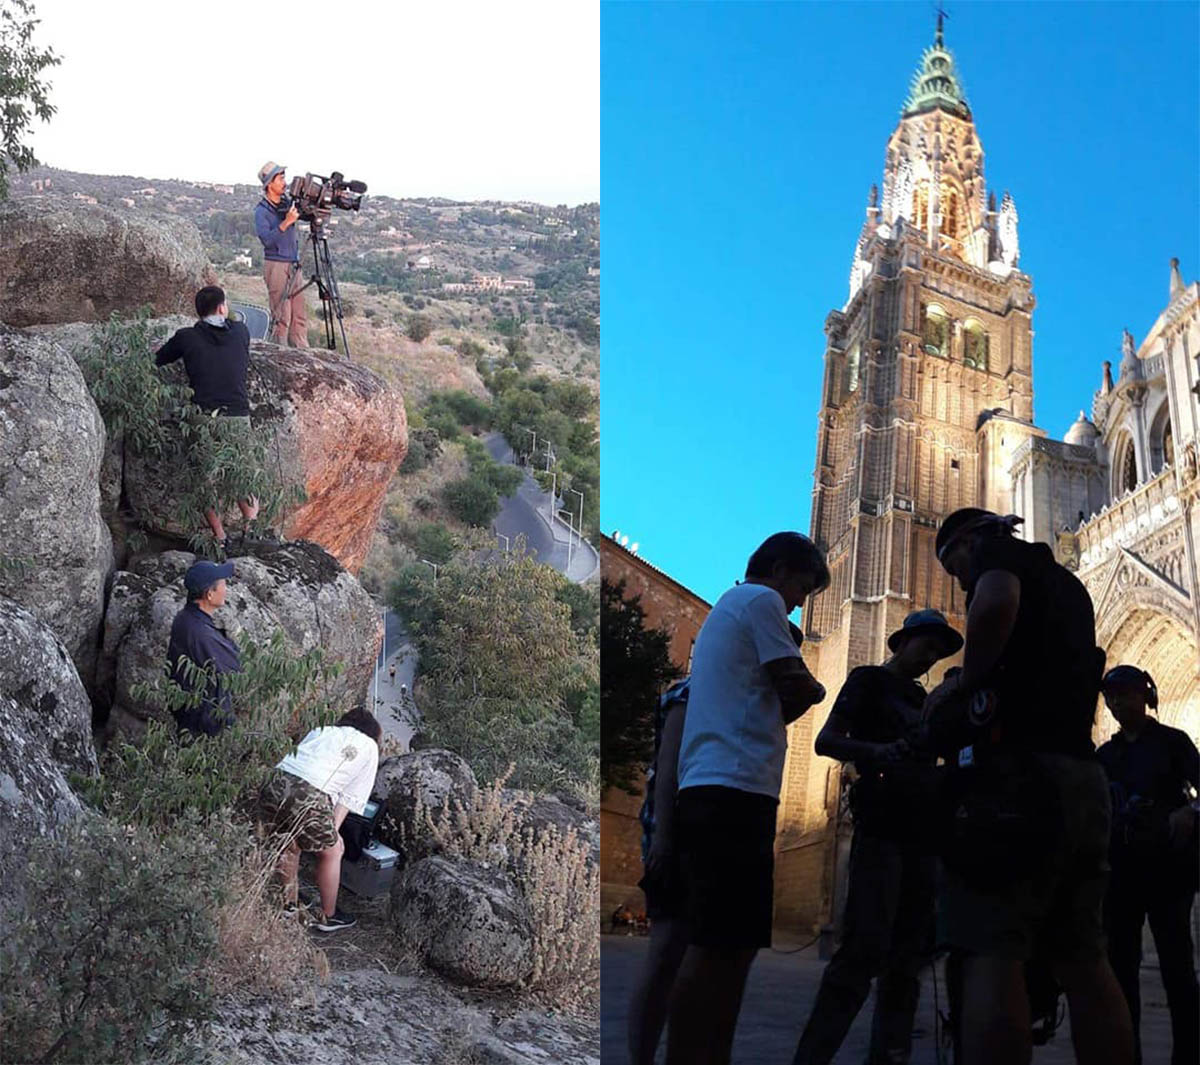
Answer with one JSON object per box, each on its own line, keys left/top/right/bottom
{"left": 667, "top": 531, "right": 829, "bottom": 1065}
{"left": 257, "top": 706, "right": 382, "bottom": 931}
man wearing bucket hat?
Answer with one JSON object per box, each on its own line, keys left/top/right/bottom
{"left": 925, "top": 507, "right": 1131, "bottom": 1065}
{"left": 165, "top": 560, "right": 242, "bottom": 737}
{"left": 254, "top": 161, "right": 308, "bottom": 347}
{"left": 791, "top": 609, "right": 961, "bottom": 1065}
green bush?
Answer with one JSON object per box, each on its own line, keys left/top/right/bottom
{"left": 399, "top": 435, "right": 429, "bottom": 474}
{"left": 407, "top": 521, "right": 457, "bottom": 565}
{"left": 77, "top": 313, "right": 305, "bottom": 557}
{"left": 407, "top": 314, "right": 433, "bottom": 342}
{"left": 442, "top": 474, "right": 500, "bottom": 527}
{"left": 389, "top": 548, "right": 598, "bottom": 800}
{"left": 0, "top": 812, "right": 244, "bottom": 1065}
{"left": 79, "top": 630, "right": 343, "bottom": 832}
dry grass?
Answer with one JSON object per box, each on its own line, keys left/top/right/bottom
{"left": 209, "top": 838, "right": 328, "bottom": 1000}
{"left": 413, "top": 770, "right": 601, "bottom": 1009}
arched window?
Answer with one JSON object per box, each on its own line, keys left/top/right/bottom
{"left": 912, "top": 185, "right": 930, "bottom": 233}
{"left": 963, "top": 319, "right": 988, "bottom": 370}
{"left": 922, "top": 304, "right": 948, "bottom": 356}
{"left": 846, "top": 343, "right": 860, "bottom": 393}
{"left": 939, "top": 184, "right": 961, "bottom": 240}
{"left": 1150, "top": 401, "right": 1173, "bottom": 474}
{"left": 1113, "top": 433, "right": 1137, "bottom": 495}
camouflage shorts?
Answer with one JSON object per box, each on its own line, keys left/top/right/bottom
{"left": 257, "top": 769, "right": 338, "bottom": 852}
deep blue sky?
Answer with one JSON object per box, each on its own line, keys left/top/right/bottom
{"left": 600, "top": 1, "right": 1200, "bottom": 609}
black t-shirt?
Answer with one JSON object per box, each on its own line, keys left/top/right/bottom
{"left": 1098, "top": 719, "right": 1199, "bottom": 863}
{"left": 833, "top": 665, "right": 936, "bottom": 836}
{"left": 155, "top": 320, "right": 252, "bottom": 416}
{"left": 964, "top": 536, "right": 1103, "bottom": 757}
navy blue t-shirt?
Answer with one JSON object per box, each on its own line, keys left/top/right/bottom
{"left": 166, "top": 602, "right": 242, "bottom": 735}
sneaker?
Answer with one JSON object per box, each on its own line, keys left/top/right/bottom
{"left": 310, "top": 905, "right": 357, "bottom": 932}
{"left": 276, "top": 902, "right": 299, "bottom": 922}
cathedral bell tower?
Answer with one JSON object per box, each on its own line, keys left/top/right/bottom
{"left": 774, "top": 15, "right": 1045, "bottom": 934}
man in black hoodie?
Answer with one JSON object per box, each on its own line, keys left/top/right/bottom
{"left": 155, "top": 285, "right": 260, "bottom": 548}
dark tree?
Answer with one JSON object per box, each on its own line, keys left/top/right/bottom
{"left": 0, "top": 0, "right": 60, "bottom": 200}
{"left": 601, "top": 578, "right": 681, "bottom": 793}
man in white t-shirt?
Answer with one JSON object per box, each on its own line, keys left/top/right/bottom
{"left": 666, "top": 531, "right": 830, "bottom": 1065}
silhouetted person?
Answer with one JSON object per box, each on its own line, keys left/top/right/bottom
{"left": 1098, "top": 665, "right": 1199, "bottom": 1065}
{"left": 792, "top": 609, "right": 962, "bottom": 1064}
{"left": 926, "top": 507, "right": 1132, "bottom": 1065}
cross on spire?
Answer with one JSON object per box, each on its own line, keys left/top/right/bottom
{"left": 935, "top": 4, "right": 949, "bottom": 46}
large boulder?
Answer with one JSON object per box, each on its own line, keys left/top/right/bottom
{"left": 96, "top": 542, "right": 381, "bottom": 736}
{"left": 390, "top": 857, "right": 534, "bottom": 989}
{"left": 0, "top": 325, "right": 114, "bottom": 688}
{"left": 504, "top": 789, "right": 600, "bottom": 867}
{"left": 0, "top": 597, "right": 98, "bottom": 891}
{"left": 0, "top": 200, "right": 215, "bottom": 326}
{"left": 123, "top": 339, "right": 407, "bottom": 573}
{"left": 374, "top": 749, "right": 478, "bottom": 860}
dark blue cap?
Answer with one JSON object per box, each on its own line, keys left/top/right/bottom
{"left": 184, "top": 560, "right": 234, "bottom": 595}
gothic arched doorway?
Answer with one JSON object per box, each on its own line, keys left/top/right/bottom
{"left": 1095, "top": 606, "right": 1200, "bottom": 748}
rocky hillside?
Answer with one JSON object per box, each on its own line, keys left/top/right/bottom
{"left": 11, "top": 166, "right": 599, "bottom": 388}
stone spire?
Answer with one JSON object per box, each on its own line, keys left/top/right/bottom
{"left": 1170, "top": 256, "right": 1186, "bottom": 299}
{"left": 902, "top": 14, "right": 971, "bottom": 119}
{"left": 1118, "top": 328, "right": 1142, "bottom": 383}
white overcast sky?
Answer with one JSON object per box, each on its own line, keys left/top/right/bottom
{"left": 26, "top": 0, "right": 598, "bottom": 205}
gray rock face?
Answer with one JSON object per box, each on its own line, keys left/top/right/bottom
{"left": 0, "top": 200, "right": 215, "bottom": 326}
{"left": 504, "top": 789, "right": 600, "bottom": 867}
{"left": 390, "top": 857, "right": 534, "bottom": 989}
{"left": 374, "top": 749, "right": 478, "bottom": 859}
{"left": 96, "top": 542, "right": 380, "bottom": 736}
{"left": 0, "top": 325, "right": 114, "bottom": 687}
{"left": 201, "top": 969, "right": 599, "bottom": 1064}
{"left": 0, "top": 596, "right": 98, "bottom": 891}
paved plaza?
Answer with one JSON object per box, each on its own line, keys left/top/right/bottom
{"left": 601, "top": 934, "right": 1178, "bottom": 1064}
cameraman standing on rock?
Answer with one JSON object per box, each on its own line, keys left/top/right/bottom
{"left": 923, "top": 507, "right": 1132, "bottom": 1065}
{"left": 255, "top": 162, "right": 307, "bottom": 347}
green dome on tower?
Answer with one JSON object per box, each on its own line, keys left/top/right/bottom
{"left": 902, "top": 14, "right": 971, "bottom": 119}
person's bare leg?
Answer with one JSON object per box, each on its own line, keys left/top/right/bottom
{"left": 238, "top": 497, "right": 260, "bottom": 523}
{"left": 204, "top": 507, "right": 226, "bottom": 542}
{"left": 314, "top": 837, "right": 344, "bottom": 917}
{"left": 666, "top": 945, "right": 757, "bottom": 1065}
{"left": 276, "top": 841, "right": 300, "bottom": 905}
{"left": 628, "top": 917, "right": 690, "bottom": 1065}
{"left": 1054, "top": 957, "right": 1135, "bottom": 1065}
{"left": 960, "top": 955, "right": 1031, "bottom": 1065}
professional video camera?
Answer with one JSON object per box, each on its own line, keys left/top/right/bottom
{"left": 275, "top": 170, "right": 367, "bottom": 356}
{"left": 286, "top": 170, "right": 367, "bottom": 230}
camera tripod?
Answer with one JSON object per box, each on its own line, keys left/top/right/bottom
{"left": 269, "top": 216, "right": 352, "bottom": 358}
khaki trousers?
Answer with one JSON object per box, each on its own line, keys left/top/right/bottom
{"left": 264, "top": 259, "right": 308, "bottom": 347}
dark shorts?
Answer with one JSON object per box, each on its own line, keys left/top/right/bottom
{"left": 939, "top": 753, "right": 1110, "bottom": 962}
{"left": 676, "top": 785, "right": 778, "bottom": 950}
{"left": 256, "top": 769, "right": 338, "bottom": 852}
{"left": 639, "top": 850, "right": 687, "bottom": 922}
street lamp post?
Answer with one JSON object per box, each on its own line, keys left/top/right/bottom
{"left": 520, "top": 426, "right": 536, "bottom": 466}
{"left": 496, "top": 532, "right": 510, "bottom": 553}
{"left": 568, "top": 488, "right": 585, "bottom": 548}
{"left": 420, "top": 559, "right": 439, "bottom": 581}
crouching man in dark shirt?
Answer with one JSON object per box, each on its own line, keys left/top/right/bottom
{"left": 167, "top": 560, "right": 242, "bottom": 736}
{"left": 1098, "top": 665, "right": 1199, "bottom": 1065}
{"left": 155, "top": 285, "right": 260, "bottom": 551}
{"left": 791, "top": 609, "right": 962, "bottom": 1065}
{"left": 925, "top": 507, "right": 1132, "bottom": 1065}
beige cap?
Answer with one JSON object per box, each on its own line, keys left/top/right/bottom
{"left": 257, "top": 161, "right": 285, "bottom": 187}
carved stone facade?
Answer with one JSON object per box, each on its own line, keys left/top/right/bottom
{"left": 783, "top": 22, "right": 1200, "bottom": 937}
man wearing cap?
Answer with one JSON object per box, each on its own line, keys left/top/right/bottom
{"left": 791, "top": 608, "right": 961, "bottom": 1065}
{"left": 925, "top": 507, "right": 1132, "bottom": 1065}
{"left": 254, "top": 162, "right": 307, "bottom": 347}
{"left": 166, "top": 560, "right": 242, "bottom": 737}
